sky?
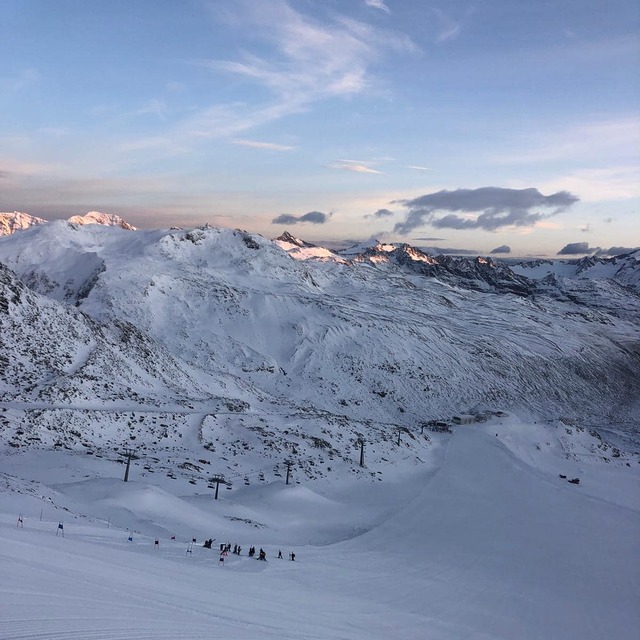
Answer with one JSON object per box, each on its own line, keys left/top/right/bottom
{"left": 1, "top": 0, "right": 639, "bottom": 256}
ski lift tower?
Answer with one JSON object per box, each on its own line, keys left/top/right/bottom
{"left": 210, "top": 474, "right": 226, "bottom": 499}
{"left": 119, "top": 447, "right": 138, "bottom": 482}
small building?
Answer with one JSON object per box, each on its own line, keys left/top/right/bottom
{"left": 452, "top": 414, "right": 476, "bottom": 425}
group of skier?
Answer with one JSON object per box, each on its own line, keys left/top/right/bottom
{"left": 217, "top": 542, "right": 242, "bottom": 554}
{"left": 206, "top": 539, "right": 296, "bottom": 563}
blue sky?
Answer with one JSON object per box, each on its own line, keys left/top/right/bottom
{"left": 2, "top": 0, "right": 639, "bottom": 256}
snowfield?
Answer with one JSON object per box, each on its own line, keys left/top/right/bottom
{"left": 1, "top": 419, "right": 639, "bottom": 640}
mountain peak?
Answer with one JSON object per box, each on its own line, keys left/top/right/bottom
{"left": 67, "top": 211, "right": 136, "bottom": 230}
{"left": 274, "top": 231, "right": 346, "bottom": 262}
{"left": 0, "top": 211, "right": 48, "bottom": 236}
{"left": 274, "top": 231, "right": 316, "bottom": 248}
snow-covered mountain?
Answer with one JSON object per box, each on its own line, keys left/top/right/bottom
{"left": 511, "top": 249, "right": 640, "bottom": 290}
{"left": 0, "top": 211, "right": 47, "bottom": 236}
{"left": 275, "top": 231, "right": 347, "bottom": 262}
{"left": 67, "top": 210, "right": 137, "bottom": 230}
{"left": 340, "top": 241, "right": 538, "bottom": 295}
{"left": 0, "top": 210, "right": 136, "bottom": 237}
{"left": 1, "top": 221, "right": 639, "bottom": 450}
{"left": 1, "top": 221, "right": 639, "bottom": 638}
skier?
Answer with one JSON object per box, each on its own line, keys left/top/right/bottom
{"left": 259, "top": 548, "right": 266, "bottom": 561}
{"left": 278, "top": 550, "right": 283, "bottom": 559}
{"left": 290, "top": 551, "right": 296, "bottom": 561}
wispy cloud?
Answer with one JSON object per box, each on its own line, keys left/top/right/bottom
{"left": 205, "top": 0, "right": 416, "bottom": 104}
{"left": 114, "top": 1, "right": 417, "bottom": 156}
{"left": 364, "top": 207, "right": 395, "bottom": 219}
{"left": 0, "top": 158, "right": 65, "bottom": 179}
{"left": 493, "top": 116, "right": 640, "bottom": 166}
{"left": 232, "top": 138, "right": 295, "bottom": 151}
{"left": 539, "top": 165, "right": 640, "bottom": 202}
{"left": 329, "top": 160, "right": 382, "bottom": 174}
{"left": 406, "top": 165, "right": 433, "bottom": 172}
{"left": 131, "top": 99, "right": 168, "bottom": 120}
{"left": 0, "top": 68, "right": 39, "bottom": 93}
{"left": 116, "top": 102, "right": 300, "bottom": 155}
{"left": 372, "top": 208, "right": 394, "bottom": 217}
{"left": 393, "top": 187, "right": 579, "bottom": 234}
{"left": 432, "top": 9, "right": 461, "bottom": 43}
{"left": 365, "top": 0, "right": 390, "bottom": 14}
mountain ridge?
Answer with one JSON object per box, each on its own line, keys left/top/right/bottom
{"left": 1, "top": 223, "right": 639, "bottom": 451}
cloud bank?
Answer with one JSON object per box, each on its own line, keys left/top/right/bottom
{"left": 490, "top": 245, "right": 511, "bottom": 254}
{"left": 559, "top": 242, "right": 639, "bottom": 256}
{"left": 272, "top": 210, "right": 330, "bottom": 225}
{"left": 596, "top": 246, "right": 639, "bottom": 257}
{"left": 393, "top": 187, "right": 579, "bottom": 234}
{"left": 558, "top": 242, "right": 593, "bottom": 255}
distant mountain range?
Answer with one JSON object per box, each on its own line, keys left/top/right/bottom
{"left": 276, "top": 231, "right": 640, "bottom": 295}
{"left": 0, "top": 214, "right": 638, "bottom": 473}
{"left": 0, "top": 211, "right": 136, "bottom": 236}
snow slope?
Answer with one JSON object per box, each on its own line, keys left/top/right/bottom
{"left": 1, "top": 418, "right": 638, "bottom": 639}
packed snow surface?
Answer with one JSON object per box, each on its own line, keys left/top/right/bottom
{"left": 1, "top": 418, "right": 639, "bottom": 640}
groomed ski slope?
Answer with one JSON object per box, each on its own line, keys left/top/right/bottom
{"left": 1, "top": 421, "right": 638, "bottom": 640}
